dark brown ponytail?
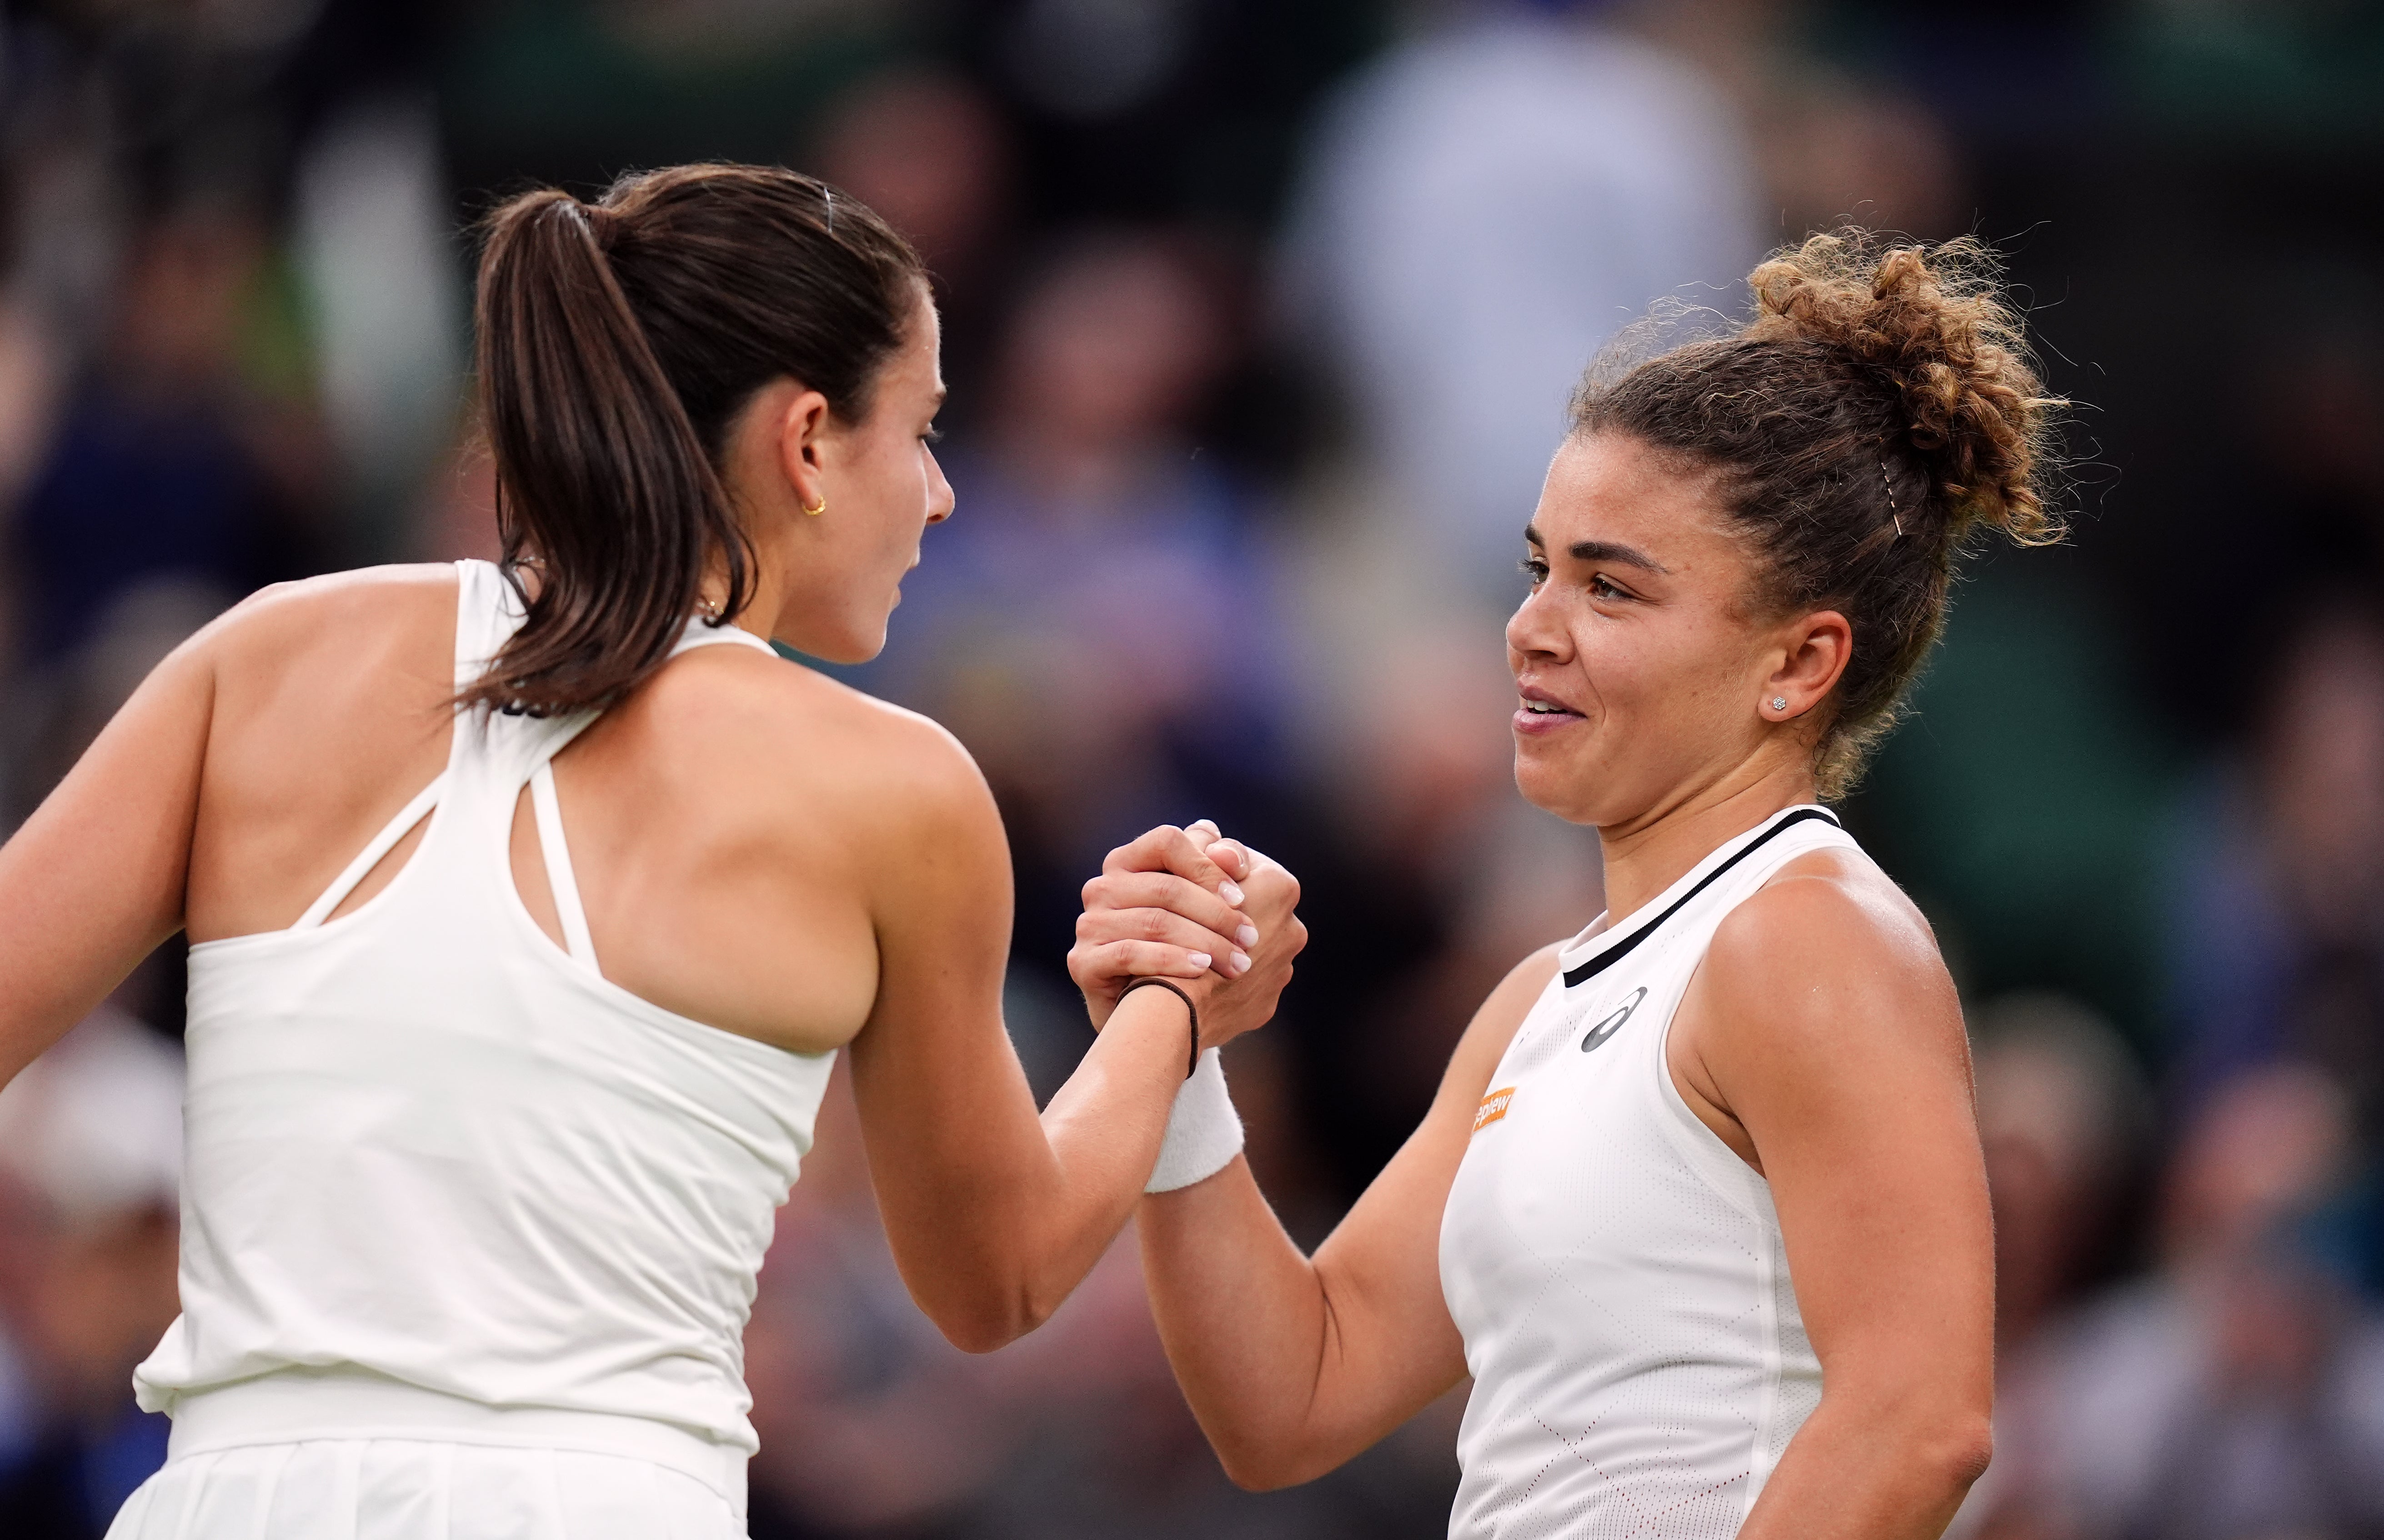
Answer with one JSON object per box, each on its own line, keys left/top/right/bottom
{"left": 466, "top": 164, "right": 922, "bottom": 716}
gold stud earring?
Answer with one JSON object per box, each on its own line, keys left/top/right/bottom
{"left": 802, "top": 496, "right": 827, "bottom": 517}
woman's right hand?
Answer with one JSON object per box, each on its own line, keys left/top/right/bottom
{"left": 1068, "top": 821, "right": 1305, "bottom": 1051}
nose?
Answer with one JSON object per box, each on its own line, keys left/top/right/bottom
{"left": 1506, "top": 575, "right": 1569, "bottom": 666}
{"left": 925, "top": 447, "right": 956, "bottom": 525}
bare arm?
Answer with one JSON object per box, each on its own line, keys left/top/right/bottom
{"left": 1134, "top": 944, "right": 1558, "bottom": 1489}
{"left": 1678, "top": 865, "right": 1996, "bottom": 1538}
{"left": 847, "top": 782, "right": 1302, "bottom": 1354}
{"left": 0, "top": 635, "right": 214, "bottom": 1088}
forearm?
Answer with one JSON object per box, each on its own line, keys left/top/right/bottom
{"left": 1132, "top": 954, "right": 1540, "bottom": 1490}
{"left": 1014, "top": 988, "right": 1199, "bottom": 1309}
{"left": 860, "top": 984, "right": 1191, "bottom": 1351}
{"left": 1137, "top": 1160, "right": 1344, "bottom": 1488}
{"left": 1740, "top": 1391, "right": 1993, "bottom": 1540}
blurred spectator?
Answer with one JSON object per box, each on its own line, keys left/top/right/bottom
{"left": 1973, "top": 1065, "right": 2384, "bottom": 1540}
{"left": 815, "top": 68, "right": 1018, "bottom": 430}
{"left": 2168, "top": 605, "right": 2384, "bottom": 1130}
{"left": 7, "top": 209, "right": 322, "bottom": 667}
{"left": 293, "top": 94, "right": 468, "bottom": 553}
{"left": 1951, "top": 994, "right": 2150, "bottom": 1537}
{"left": 1972, "top": 994, "right": 2152, "bottom": 1353}
{"left": 0, "top": 295, "right": 62, "bottom": 531}
{"left": 819, "top": 68, "right": 1014, "bottom": 289}
{"left": 861, "top": 227, "right": 1293, "bottom": 985}
{"left": 1280, "top": 0, "right": 1760, "bottom": 605}
{"left": 1624, "top": 0, "right": 1969, "bottom": 243}
{"left": 0, "top": 1009, "right": 185, "bottom": 1539}
{"left": 2164, "top": 598, "right": 2384, "bottom": 1298}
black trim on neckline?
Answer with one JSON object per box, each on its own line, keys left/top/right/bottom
{"left": 1562, "top": 807, "right": 1841, "bottom": 988}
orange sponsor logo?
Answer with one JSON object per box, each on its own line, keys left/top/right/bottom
{"left": 1473, "top": 1086, "right": 1516, "bottom": 1133}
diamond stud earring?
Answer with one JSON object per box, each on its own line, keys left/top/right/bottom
{"left": 1770, "top": 696, "right": 1789, "bottom": 713}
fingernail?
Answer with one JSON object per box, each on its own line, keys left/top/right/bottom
{"left": 1219, "top": 880, "right": 1245, "bottom": 906}
{"left": 1231, "top": 951, "right": 1251, "bottom": 974}
{"left": 1236, "top": 924, "right": 1259, "bottom": 948}
{"left": 1187, "top": 952, "right": 1212, "bottom": 971}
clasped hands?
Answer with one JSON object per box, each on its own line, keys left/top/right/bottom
{"left": 1066, "top": 820, "right": 1307, "bottom": 1055}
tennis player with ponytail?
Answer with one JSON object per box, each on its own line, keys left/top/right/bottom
{"left": 0, "top": 164, "right": 1299, "bottom": 1538}
{"left": 1080, "top": 232, "right": 2062, "bottom": 1539}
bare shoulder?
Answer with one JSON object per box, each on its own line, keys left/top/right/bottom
{"left": 1713, "top": 848, "right": 1940, "bottom": 980}
{"left": 1699, "top": 846, "right": 1965, "bottom": 1070}
{"left": 202, "top": 564, "right": 459, "bottom": 662}
{"left": 622, "top": 643, "right": 997, "bottom": 842}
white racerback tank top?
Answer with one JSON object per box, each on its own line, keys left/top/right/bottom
{"left": 1439, "top": 805, "right": 1862, "bottom": 1539}
{"left": 132, "top": 561, "right": 836, "bottom": 1502}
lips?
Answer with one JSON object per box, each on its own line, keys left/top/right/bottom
{"left": 1513, "top": 680, "right": 1584, "bottom": 736}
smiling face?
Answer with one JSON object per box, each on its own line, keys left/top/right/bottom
{"left": 732, "top": 284, "right": 955, "bottom": 663}
{"left": 1508, "top": 432, "right": 1850, "bottom": 828}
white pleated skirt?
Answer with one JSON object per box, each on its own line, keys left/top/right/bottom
{"left": 105, "top": 1438, "right": 746, "bottom": 1540}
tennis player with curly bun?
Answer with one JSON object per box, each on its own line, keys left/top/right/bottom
{"left": 1078, "top": 231, "right": 2062, "bottom": 1539}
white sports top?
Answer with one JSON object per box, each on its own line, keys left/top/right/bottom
{"left": 1439, "top": 805, "right": 1861, "bottom": 1538}
{"left": 133, "top": 561, "right": 835, "bottom": 1499}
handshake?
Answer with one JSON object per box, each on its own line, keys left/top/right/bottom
{"left": 1064, "top": 818, "right": 1308, "bottom": 1058}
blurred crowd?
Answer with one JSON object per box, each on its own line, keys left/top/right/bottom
{"left": 3, "top": 0, "right": 2384, "bottom": 1535}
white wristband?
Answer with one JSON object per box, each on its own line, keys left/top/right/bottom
{"left": 1145, "top": 1046, "right": 1243, "bottom": 1193}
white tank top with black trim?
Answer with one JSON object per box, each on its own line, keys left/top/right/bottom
{"left": 1439, "top": 805, "right": 1862, "bottom": 1539}
{"left": 132, "top": 560, "right": 835, "bottom": 1499}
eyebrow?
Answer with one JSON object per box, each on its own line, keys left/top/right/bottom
{"left": 1523, "top": 525, "right": 1670, "bottom": 575}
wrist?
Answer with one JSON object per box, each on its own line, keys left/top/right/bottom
{"left": 1146, "top": 1046, "right": 1242, "bottom": 1193}
{"left": 1116, "top": 976, "right": 1201, "bottom": 1078}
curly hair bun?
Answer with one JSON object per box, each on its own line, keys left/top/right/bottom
{"left": 1746, "top": 231, "right": 2063, "bottom": 547}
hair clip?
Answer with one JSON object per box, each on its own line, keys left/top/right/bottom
{"left": 1879, "top": 455, "right": 1903, "bottom": 539}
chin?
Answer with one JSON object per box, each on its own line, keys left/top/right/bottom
{"left": 1513, "top": 748, "right": 1603, "bottom": 827}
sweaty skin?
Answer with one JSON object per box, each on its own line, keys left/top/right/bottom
{"left": 1093, "top": 432, "right": 1994, "bottom": 1539}
{"left": 0, "top": 289, "right": 1304, "bottom": 1356}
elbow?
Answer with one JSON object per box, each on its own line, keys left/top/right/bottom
{"left": 1213, "top": 1433, "right": 1336, "bottom": 1494}
{"left": 1940, "top": 1418, "right": 1995, "bottom": 1493}
{"left": 1823, "top": 1382, "right": 1993, "bottom": 1502}
{"left": 924, "top": 1285, "right": 1063, "bottom": 1356}
{"left": 1911, "top": 1410, "right": 1994, "bottom": 1499}
{"left": 935, "top": 1316, "right": 1021, "bottom": 1356}
{"left": 1218, "top": 1450, "right": 1302, "bottom": 1494}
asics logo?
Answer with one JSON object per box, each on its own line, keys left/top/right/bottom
{"left": 1580, "top": 987, "right": 1647, "bottom": 1053}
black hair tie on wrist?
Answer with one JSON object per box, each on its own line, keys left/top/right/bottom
{"left": 1117, "top": 977, "right": 1200, "bottom": 1078}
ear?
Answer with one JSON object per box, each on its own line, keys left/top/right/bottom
{"left": 1761, "top": 609, "right": 1853, "bottom": 722}
{"left": 773, "top": 385, "right": 834, "bottom": 511}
